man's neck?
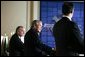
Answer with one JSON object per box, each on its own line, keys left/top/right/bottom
{"left": 63, "top": 15, "right": 72, "bottom": 21}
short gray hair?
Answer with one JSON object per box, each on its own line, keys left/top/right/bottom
{"left": 31, "top": 20, "right": 42, "bottom": 28}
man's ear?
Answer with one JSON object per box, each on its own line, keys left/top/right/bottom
{"left": 34, "top": 25, "right": 36, "bottom": 29}
{"left": 71, "top": 8, "right": 74, "bottom": 14}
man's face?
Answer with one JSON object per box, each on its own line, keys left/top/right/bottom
{"left": 35, "top": 22, "right": 42, "bottom": 32}
{"left": 17, "top": 27, "right": 25, "bottom": 37}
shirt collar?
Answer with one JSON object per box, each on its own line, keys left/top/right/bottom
{"left": 18, "top": 36, "right": 24, "bottom": 43}
{"left": 63, "top": 15, "right": 72, "bottom": 21}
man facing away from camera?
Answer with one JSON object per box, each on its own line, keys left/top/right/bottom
{"left": 53, "top": 2, "right": 84, "bottom": 56}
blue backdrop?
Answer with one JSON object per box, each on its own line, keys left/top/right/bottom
{"left": 40, "top": 1, "right": 84, "bottom": 48}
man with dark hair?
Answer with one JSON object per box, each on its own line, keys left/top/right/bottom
{"left": 62, "top": 2, "right": 73, "bottom": 15}
{"left": 24, "top": 20, "right": 55, "bottom": 56}
{"left": 9, "top": 26, "right": 25, "bottom": 56}
{"left": 53, "top": 2, "right": 84, "bottom": 56}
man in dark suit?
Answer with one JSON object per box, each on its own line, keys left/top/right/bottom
{"left": 53, "top": 2, "right": 84, "bottom": 56}
{"left": 24, "top": 20, "right": 55, "bottom": 56}
{"left": 9, "top": 26, "right": 25, "bottom": 56}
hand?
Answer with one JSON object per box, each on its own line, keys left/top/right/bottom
{"left": 52, "top": 48, "right": 56, "bottom": 51}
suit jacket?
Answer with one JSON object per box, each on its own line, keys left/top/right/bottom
{"left": 53, "top": 17, "right": 84, "bottom": 56}
{"left": 24, "top": 28, "right": 54, "bottom": 56}
{"left": 9, "top": 34, "right": 24, "bottom": 56}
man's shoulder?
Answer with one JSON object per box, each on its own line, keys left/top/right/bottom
{"left": 11, "top": 34, "right": 18, "bottom": 39}
{"left": 25, "top": 28, "right": 36, "bottom": 37}
{"left": 26, "top": 29, "right": 33, "bottom": 34}
{"left": 69, "top": 21, "right": 77, "bottom": 26}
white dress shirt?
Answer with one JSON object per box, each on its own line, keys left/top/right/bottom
{"left": 18, "top": 36, "right": 24, "bottom": 43}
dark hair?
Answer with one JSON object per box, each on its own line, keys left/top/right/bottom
{"left": 62, "top": 2, "right": 74, "bottom": 15}
{"left": 15, "top": 26, "right": 24, "bottom": 33}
